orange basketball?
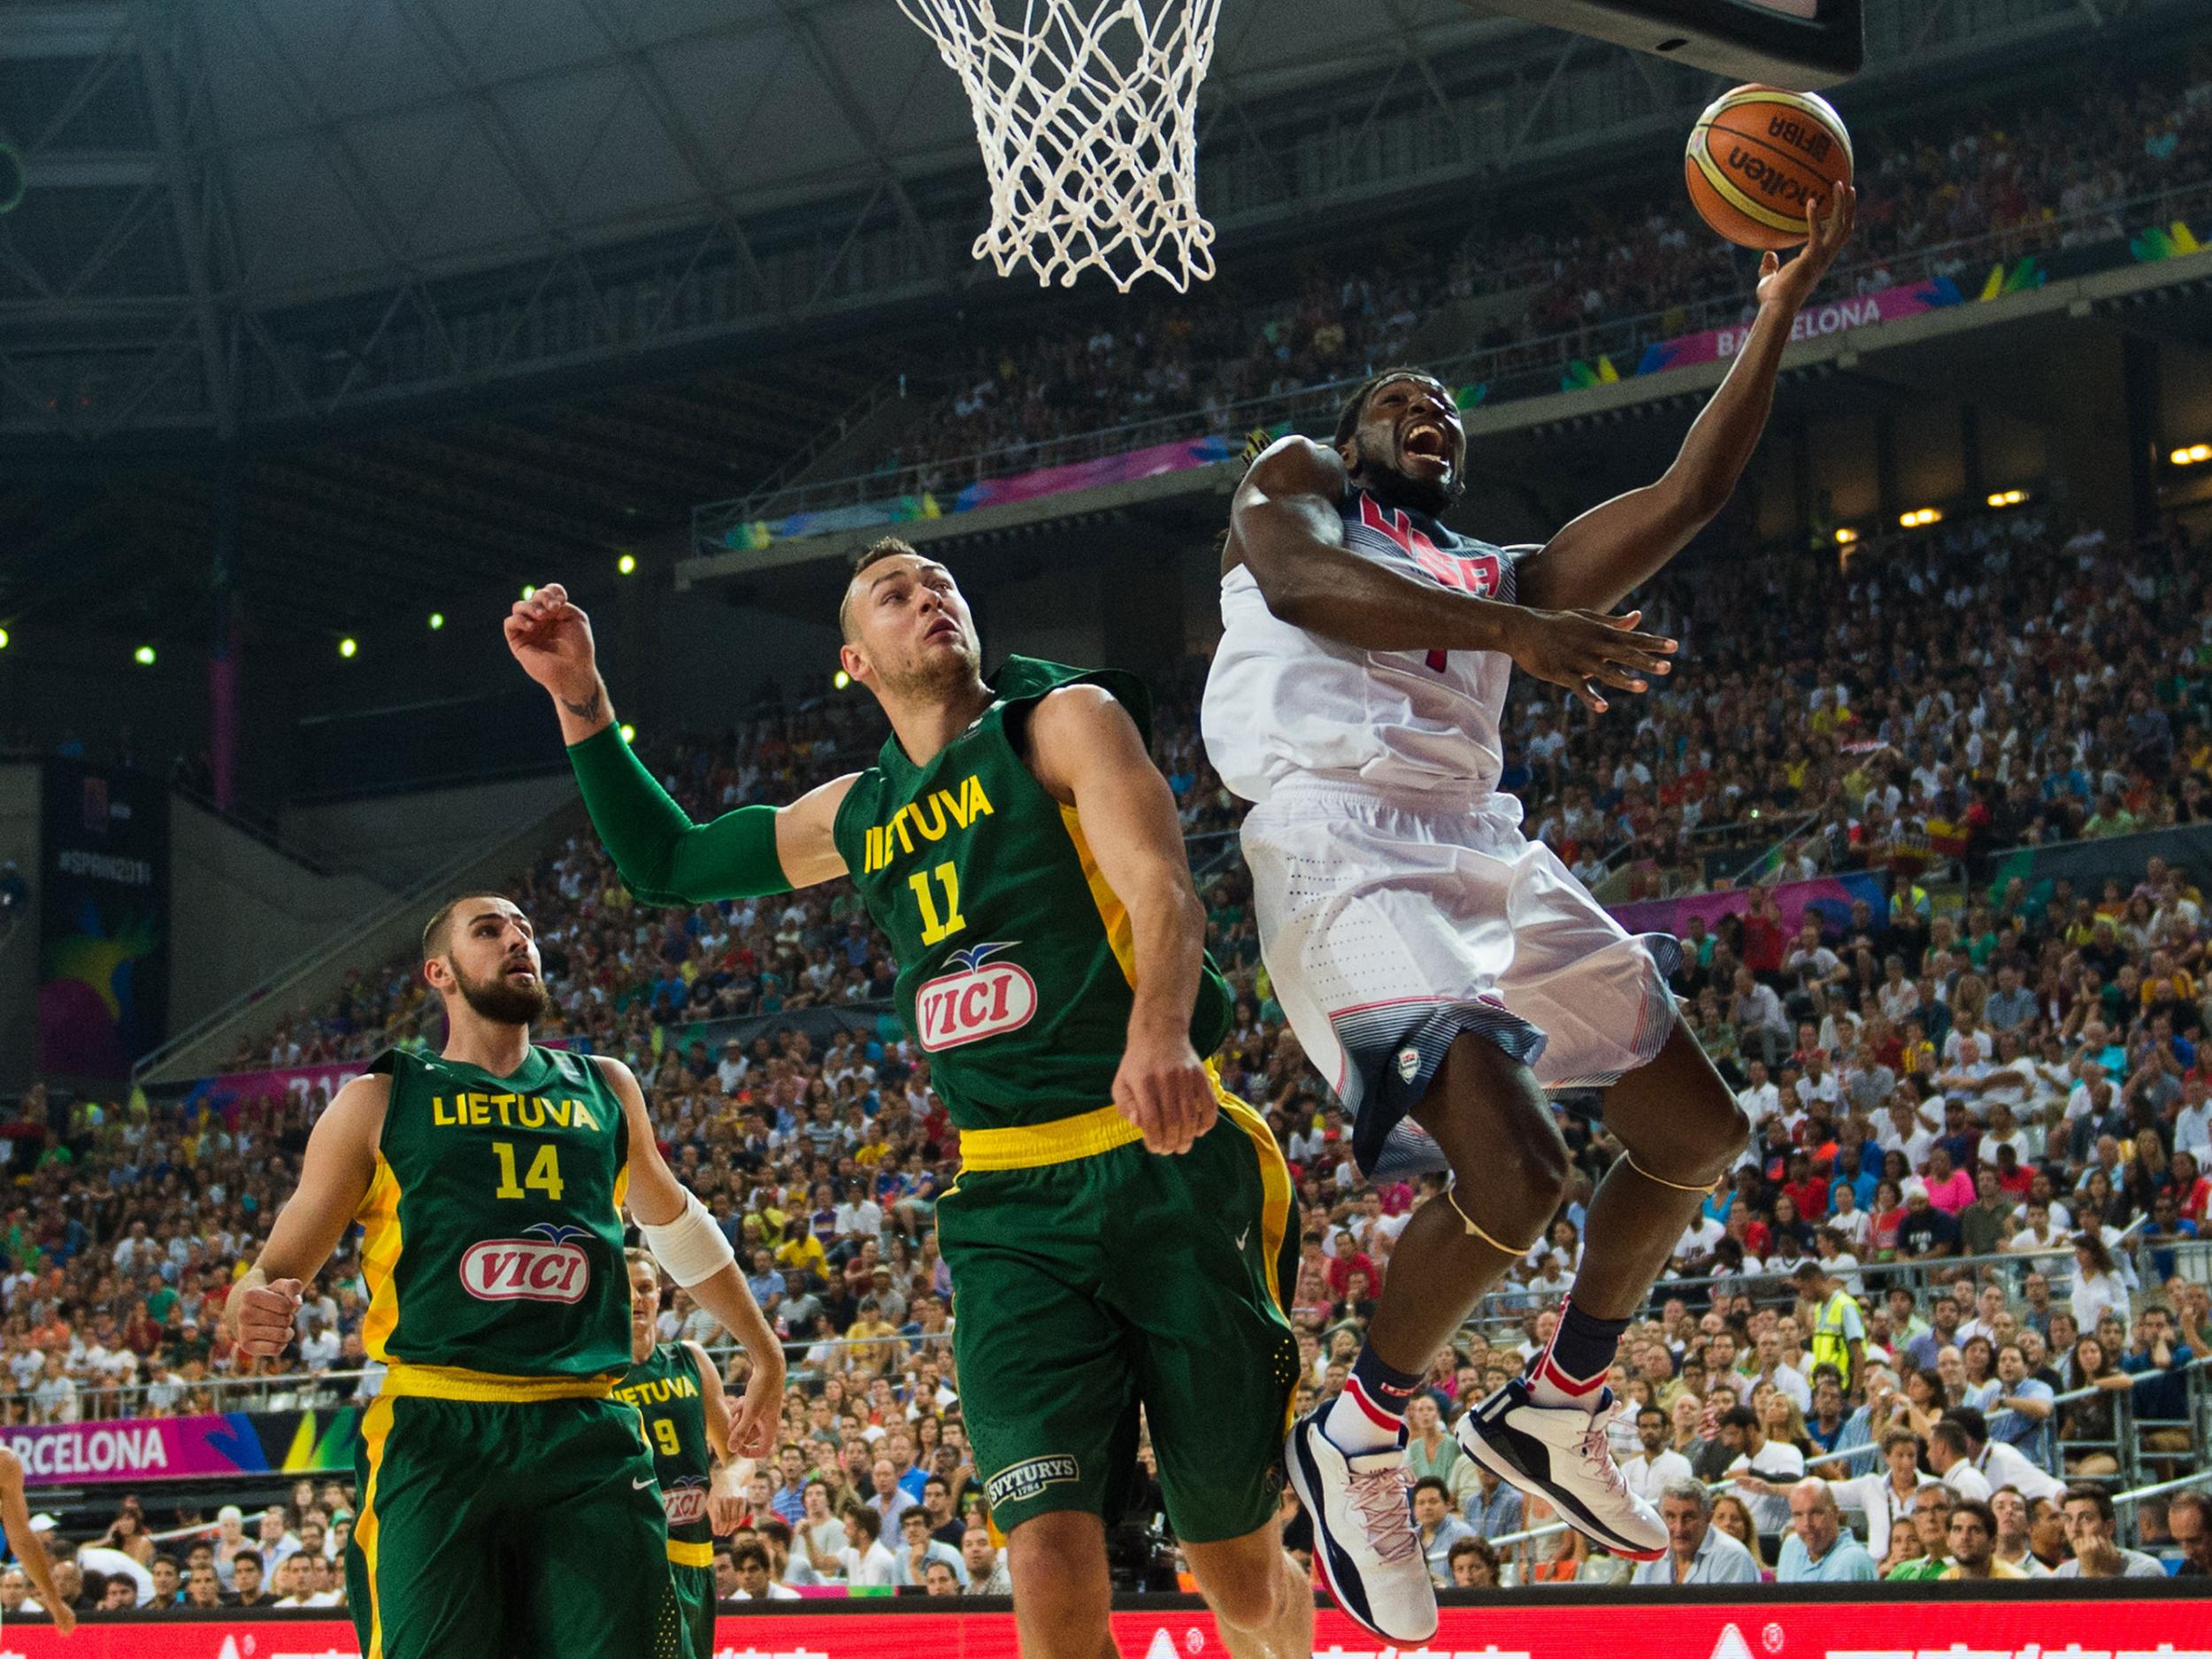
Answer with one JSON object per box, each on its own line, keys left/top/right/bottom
{"left": 1685, "top": 84, "right": 1854, "bottom": 251}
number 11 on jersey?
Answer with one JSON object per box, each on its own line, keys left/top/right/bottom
{"left": 908, "top": 860, "right": 968, "bottom": 947}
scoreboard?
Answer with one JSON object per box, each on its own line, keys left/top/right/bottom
{"left": 1471, "top": 0, "right": 1863, "bottom": 88}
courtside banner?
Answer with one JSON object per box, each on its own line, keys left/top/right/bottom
{"left": 0, "top": 1595, "right": 2201, "bottom": 1657}
{"left": 4, "top": 1408, "right": 360, "bottom": 1486}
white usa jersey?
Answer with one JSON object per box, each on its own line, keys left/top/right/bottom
{"left": 1203, "top": 487, "right": 1536, "bottom": 805}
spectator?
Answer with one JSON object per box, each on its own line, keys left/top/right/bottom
{"left": 961, "top": 1526, "right": 1013, "bottom": 1594}
{"left": 1939, "top": 1499, "right": 2025, "bottom": 1580}
{"left": 2052, "top": 1486, "right": 2167, "bottom": 1578}
{"left": 1412, "top": 1477, "right": 1479, "bottom": 1587}
{"left": 1776, "top": 1479, "right": 1878, "bottom": 1583}
{"left": 1633, "top": 1479, "right": 1760, "bottom": 1586}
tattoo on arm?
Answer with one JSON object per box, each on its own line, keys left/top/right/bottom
{"left": 562, "top": 687, "right": 603, "bottom": 722}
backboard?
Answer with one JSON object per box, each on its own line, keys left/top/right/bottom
{"left": 1471, "top": 0, "right": 1863, "bottom": 89}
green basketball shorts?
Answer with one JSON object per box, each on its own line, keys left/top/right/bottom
{"left": 671, "top": 1560, "right": 716, "bottom": 1659}
{"left": 347, "top": 1368, "right": 682, "bottom": 1659}
{"left": 938, "top": 1089, "right": 1299, "bottom": 1545}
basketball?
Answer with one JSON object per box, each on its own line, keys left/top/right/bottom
{"left": 1685, "top": 84, "right": 1855, "bottom": 250}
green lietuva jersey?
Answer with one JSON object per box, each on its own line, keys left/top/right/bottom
{"left": 357, "top": 1047, "right": 632, "bottom": 1377}
{"left": 828, "top": 657, "right": 1233, "bottom": 1133}
{"left": 615, "top": 1341, "right": 715, "bottom": 1548}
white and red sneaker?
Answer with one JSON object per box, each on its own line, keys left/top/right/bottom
{"left": 1284, "top": 1407, "right": 1438, "bottom": 1642}
{"left": 1456, "top": 1377, "right": 1666, "bottom": 1560}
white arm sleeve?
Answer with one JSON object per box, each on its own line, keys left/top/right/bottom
{"left": 640, "top": 1190, "right": 735, "bottom": 1287}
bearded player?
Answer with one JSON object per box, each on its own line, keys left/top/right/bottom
{"left": 226, "top": 894, "right": 786, "bottom": 1659}
{"left": 509, "top": 556, "right": 1310, "bottom": 1659}
{"left": 1201, "top": 188, "right": 1855, "bottom": 1640}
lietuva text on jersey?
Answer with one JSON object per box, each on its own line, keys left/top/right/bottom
{"left": 856, "top": 773, "right": 995, "bottom": 873}
{"left": 1203, "top": 487, "right": 1539, "bottom": 806}
{"left": 427, "top": 1091, "right": 606, "bottom": 1132}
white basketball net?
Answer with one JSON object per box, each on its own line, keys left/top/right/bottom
{"left": 898, "top": 0, "right": 1222, "bottom": 292}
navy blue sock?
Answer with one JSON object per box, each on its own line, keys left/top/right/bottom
{"left": 1529, "top": 1298, "right": 1630, "bottom": 1408}
{"left": 1324, "top": 1343, "right": 1425, "bottom": 1449}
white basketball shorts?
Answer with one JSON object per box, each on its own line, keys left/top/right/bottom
{"left": 1241, "top": 779, "right": 1679, "bottom": 1179}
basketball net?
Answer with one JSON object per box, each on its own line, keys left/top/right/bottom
{"left": 897, "top": 0, "right": 1221, "bottom": 292}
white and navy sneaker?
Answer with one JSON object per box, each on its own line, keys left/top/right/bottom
{"left": 1456, "top": 1377, "right": 1666, "bottom": 1560}
{"left": 1284, "top": 1407, "right": 1438, "bottom": 1643}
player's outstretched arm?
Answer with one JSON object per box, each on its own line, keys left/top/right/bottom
{"left": 227, "top": 1076, "right": 387, "bottom": 1360}
{"left": 599, "top": 1057, "right": 787, "bottom": 1456}
{"left": 1519, "top": 187, "right": 1857, "bottom": 614}
{"left": 0, "top": 1448, "right": 74, "bottom": 1635}
{"left": 1027, "top": 683, "right": 1216, "bottom": 1156}
{"left": 505, "top": 582, "right": 852, "bottom": 897}
{"left": 1233, "top": 437, "right": 1678, "bottom": 713}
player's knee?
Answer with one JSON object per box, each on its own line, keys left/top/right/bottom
{"left": 1657, "top": 1071, "right": 1751, "bottom": 1185}
{"left": 1429, "top": 1037, "right": 1568, "bottom": 1243}
{"left": 1006, "top": 1514, "right": 1110, "bottom": 1648}
{"left": 1199, "top": 1563, "right": 1283, "bottom": 1632}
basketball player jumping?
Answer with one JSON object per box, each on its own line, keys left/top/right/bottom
{"left": 509, "top": 556, "right": 1311, "bottom": 1659}
{"left": 226, "top": 894, "right": 787, "bottom": 1659}
{"left": 1202, "top": 188, "right": 1855, "bottom": 1641}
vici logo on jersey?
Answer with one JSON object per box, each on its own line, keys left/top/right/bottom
{"left": 663, "top": 1476, "right": 710, "bottom": 1525}
{"left": 459, "top": 1223, "right": 593, "bottom": 1304}
{"left": 915, "top": 942, "right": 1037, "bottom": 1051}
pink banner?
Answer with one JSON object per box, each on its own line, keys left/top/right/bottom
{"left": 954, "top": 434, "right": 1235, "bottom": 512}
{"left": 1637, "top": 278, "right": 1963, "bottom": 375}
{"left": 4, "top": 1416, "right": 275, "bottom": 1486}
{"left": 192, "top": 1039, "right": 588, "bottom": 1110}
{"left": 0, "top": 1596, "right": 2198, "bottom": 1658}
{"left": 1609, "top": 869, "right": 1890, "bottom": 943}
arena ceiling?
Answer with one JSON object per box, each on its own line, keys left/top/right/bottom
{"left": 0, "top": 0, "right": 2183, "bottom": 652}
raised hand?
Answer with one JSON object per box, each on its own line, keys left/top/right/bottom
{"left": 1504, "top": 607, "right": 1678, "bottom": 714}
{"left": 1757, "top": 185, "right": 1858, "bottom": 314}
{"left": 503, "top": 582, "right": 603, "bottom": 714}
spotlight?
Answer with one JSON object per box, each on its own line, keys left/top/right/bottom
{"left": 521, "top": 585, "right": 537, "bottom": 600}
{"left": 1899, "top": 508, "right": 1944, "bottom": 528}
{"left": 833, "top": 670, "right": 852, "bottom": 691}
{"left": 340, "top": 637, "right": 358, "bottom": 659}
{"left": 617, "top": 553, "right": 637, "bottom": 576}
{"left": 2172, "top": 443, "right": 2212, "bottom": 467}
{"left": 428, "top": 612, "right": 445, "bottom": 631}
{"left": 618, "top": 723, "right": 636, "bottom": 743}
{"left": 1985, "top": 489, "right": 2028, "bottom": 509}
{"left": 1833, "top": 527, "right": 1858, "bottom": 545}
{"left": 0, "top": 627, "right": 9, "bottom": 650}
{"left": 134, "top": 644, "right": 157, "bottom": 666}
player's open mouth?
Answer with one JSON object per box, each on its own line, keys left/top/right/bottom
{"left": 925, "top": 618, "right": 960, "bottom": 644}
{"left": 1402, "top": 423, "right": 1451, "bottom": 467}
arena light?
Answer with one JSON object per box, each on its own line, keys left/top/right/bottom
{"left": 833, "top": 670, "right": 852, "bottom": 691}
{"left": 0, "top": 626, "right": 9, "bottom": 650}
{"left": 427, "top": 611, "right": 445, "bottom": 631}
{"left": 617, "top": 552, "right": 637, "bottom": 575}
{"left": 2172, "top": 443, "right": 2212, "bottom": 466}
{"left": 1898, "top": 507, "right": 1943, "bottom": 528}
{"left": 1832, "top": 526, "right": 1858, "bottom": 545}
{"left": 339, "top": 637, "right": 358, "bottom": 659}
{"left": 134, "top": 644, "right": 157, "bottom": 666}
{"left": 521, "top": 584, "right": 537, "bottom": 601}
{"left": 618, "top": 723, "right": 636, "bottom": 744}
{"left": 1985, "top": 488, "right": 2028, "bottom": 508}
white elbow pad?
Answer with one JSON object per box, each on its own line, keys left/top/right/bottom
{"left": 640, "top": 1190, "right": 735, "bottom": 1287}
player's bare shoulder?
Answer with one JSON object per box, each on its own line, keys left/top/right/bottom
{"left": 313, "top": 1071, "right": 394, "bottom": 1149}
{"left": 777, "top": 771, "right": 860, "bottom": 887}
{"left": 1226, "top": 437, "right": 1348, "bottom": 572}
{"left": 1016, "top": 682, "right": 1139, "bottom": 802}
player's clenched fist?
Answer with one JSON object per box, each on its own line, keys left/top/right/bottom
{"left": 503, "top": 582, "right": 603, "bottom": 709}
{"left": 1113, "top": 1025, "right": 1218, "bottom": 1156}
{"left": 229, "top": 1277, "right": 304, "bottom": 1359}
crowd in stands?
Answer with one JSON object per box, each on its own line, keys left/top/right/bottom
{"left": 1514, "top": 506, "right": 2212, "bottom": 899}
{"left": 855, "top": 62, "right": 2212, "bottom": 495}
{"left": 4, "top": 486, "right": 2210, "bottom": 1605}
